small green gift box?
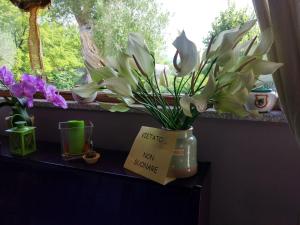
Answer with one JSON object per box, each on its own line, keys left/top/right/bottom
{"left": 6, "top": 121, "right": 36, "bottom": 156}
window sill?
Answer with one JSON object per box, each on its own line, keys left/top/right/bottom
{"left": 33, "top": 99, "right": 288, "bottom": 124}
{"left": 0, "top": 90, "right": 286, "bottom": 123}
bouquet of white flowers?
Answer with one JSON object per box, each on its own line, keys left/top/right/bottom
{"left": 74, "top": 20, "right": 282, "bottom": 130}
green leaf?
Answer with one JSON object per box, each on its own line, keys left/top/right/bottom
{"left": 72, "top": 82, "right": 100, "bottom": 98}
{"left": 99, "top": 102, "right": 130, "bottom": 112}
{"left": 172, "top": 31, "right": 198, "bottom": 76}
{"left": 127, "top": 33, "right": 154, "bottom": 76}
{"left": 101, "top": 77, "right": 133, "bottom": 97}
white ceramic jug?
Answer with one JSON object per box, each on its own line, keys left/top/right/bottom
{"left": 246, "top": 87, "right": 278, "bottom": 113}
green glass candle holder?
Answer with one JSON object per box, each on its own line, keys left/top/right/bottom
{"left": 59, "top": 121, "right": 94, "bottom": 160}
{"left": 5, "top": 121, "right": 36, "bottom": 156}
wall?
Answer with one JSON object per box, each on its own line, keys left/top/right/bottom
{"left": 1, "top": 106, "right": 299, "bottom": 225}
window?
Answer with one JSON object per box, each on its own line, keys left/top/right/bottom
{"left": 0, "top": 0, "right": 274, "bottom": 92}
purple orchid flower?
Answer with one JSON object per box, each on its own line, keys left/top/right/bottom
{"left": 0, "top": 66, "right": 15, "bottom": 86}
{"left": 45, "top": 85, "right": 68, "bottom": 109}
{"left": 0, "top": 66, "right": 68, "bottom": 109}
{"left": 10, "top": 74, "right": 39, "bottom": 108}
{"left": 10, "top": 83, "right": 23, "bottom": 98}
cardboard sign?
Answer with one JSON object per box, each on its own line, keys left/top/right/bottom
{"left": 124, "top": 126, "right": 177, "bottom": 185}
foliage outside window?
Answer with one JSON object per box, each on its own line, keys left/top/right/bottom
{"left": 203, "top": 3, "right": 259, "bottom": 47}
{"left": 0, "top": 0, "right": 268, "bottom": 93}
{"left": 0, "top": 0, "right": 169, "bottom": 89}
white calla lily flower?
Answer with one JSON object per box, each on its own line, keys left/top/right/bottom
{"left": 253, "top": 27, "right": 274, "bottom": 56}
{"left": 101, "top": 77, "right": 133, "bottom": 97}
{"left": 99, "top": 102, "right": 130, "bottom": 112}
{"left": 172, "top": 31, "right": 198, "bottom": 76}
{"left": 127, "top": 33, "right": 154, "bottom": 77}
{"left": 208, "top": 20, "right": 256, "bottom": 58}
{"left": 242, "top": 59, "right": 283, "bottom": 75}
{"left": 72, "top": 82, "right": 100, "bottom": 98}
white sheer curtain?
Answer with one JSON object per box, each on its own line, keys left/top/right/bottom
{"left": 253, "top": 0, "right": 300, "bottom": 145}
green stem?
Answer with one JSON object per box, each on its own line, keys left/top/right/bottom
{"left": 194, "top": 58, "right": 217, "bottom": 93}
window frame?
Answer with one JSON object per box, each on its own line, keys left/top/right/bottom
{"left": 0, "top": 90, "right": 175, "bottom": 105}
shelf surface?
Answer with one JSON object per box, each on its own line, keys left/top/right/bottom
{"left": 0, "top": 136, "right": 209, "bottom": 189}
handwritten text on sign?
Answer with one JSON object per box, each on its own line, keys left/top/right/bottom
{"left": 124, "top": 126, "right": 177, "bottom": 185}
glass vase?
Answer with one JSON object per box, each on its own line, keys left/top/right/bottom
{"left": 168, "top": 127, "right": 198, "bottom": 178}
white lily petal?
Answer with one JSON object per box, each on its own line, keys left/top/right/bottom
{"left": 172, "top": 31, "right": 198, "bottom": 76}
{"left": 253, "top": 27, "right": 273, "bottom": 56}
{"left": 187, "top": 72, "right": 216, "bottom": 113}
{"left": 121, "top": 97, "right": 135, "bottom": 106}
{"left": 209, "top": 20, "right": 257, "bottom": 57}
{"left": 72, "top": 82, "right": 100, "bottom": 98}
{"left": 159, "top": 74, "right": 168, "bottom": 87}
{"left": 236, "top": 38, "right": 255, "bottom": 52}
{"left": 180, "top": 94, "right": 208, "bottom": 117}
{"left": 115, "top": 52, "right": 138, "bottom": 90}
{"left": 200, "top": 71, "right": 216, "bottom": 98}
{"left": 240, "top": 71, "right": 256, "bottom": 90}
{"left": 99, "top": 102, "right": 130, "bottom": 112}
{"left": 85, "top": 62, "right": 117, "bottom": 82}
{"left": 127, "top": 33, "right": 154, "bottom": 76}
{"left": 105, "top": 56, "right": 119, "bottom": 70}
{"left": 222, "top": 46, "right": 243, "bottom": 71}
{"left": 227, "top": 78, "right": 244, "bottom": 94}
{"left": 242, "top": 59, "right": 283, "bottom": 75}
{"left": 101, "top": 77, "right": 133, "bottom": 97}
{"left": 217, "top": 72, "right": 235, "bottom": 85}
{"left": 217, "top": 49, "right": 234, "bottom": 67}
{"left": 104, "top": 93, "right": 135, "bottom": 107}
{"left": 156, "top": 67, "right": 169, "bottom": 88}
{"left": 104, "top": 53, "right": 138, "bottom": 90}
{"left": 214, "top": 90, "right": 249, "bottom": 117}
{"left": 179, "top": 95, "right": 193, "bottom": 117}
{"left": 193, "top": 96, "right": 208, "bottom": 113}
{"left": 231, "top": 55, "right": 256, "bottom": 72}
{"left": 209, "top": 27, "right": 239, "bottom": 54}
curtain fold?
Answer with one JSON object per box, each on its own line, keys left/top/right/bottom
{"left": 253, "top": 0, "right": 300, "bottom": 145}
